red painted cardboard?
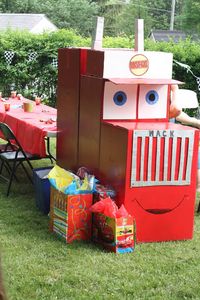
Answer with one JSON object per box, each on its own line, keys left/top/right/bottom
{"left": 57, "top": 48, "right": 87, "bottom": 171}
{"left": 56, "top": 47, "right": 199, "bottom": 244}
{"left": 99, "top": 121, "right": 199, "bottom": 242}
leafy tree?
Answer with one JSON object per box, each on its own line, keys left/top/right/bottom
{"left": 45, "top": 0, "right": 98, "bottom": 36}
{"left": 105, "top": 0, "right": 186, "bottom": 37}
{"left": 0, "top": 0, "right": 190, "bottom": 37}
{"left": 89, "top": 0, "right": 127, "bottom": 36}
{"left": 91, "top": 0, "right": 185, "bottom": 37}
{"left": 180, "top": 0, "right": 200, "bottom": 33}
{"left": 146, "top": 0, "right": 172, "bottom": 29}
{"left": 115, "top": 0, "right": 152, "bottom": 36}
{"left": 0, "top": 0, "right": 98, "bottom": 36}
{"left": 101, "top": 1, "right": 127, "bottom": 36}
{"left": 0, "top": 0, "right": 40, "bottom": 12}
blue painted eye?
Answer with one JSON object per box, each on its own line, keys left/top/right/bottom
{"left": 113, "top": 91, "right": 127, "bottom": 106}
{"left": 145, "top": 90, "right": 159, "bottom": 105}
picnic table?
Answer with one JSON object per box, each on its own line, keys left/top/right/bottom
{"left": 0, "top": 97, "right": 57, "bottom": 159}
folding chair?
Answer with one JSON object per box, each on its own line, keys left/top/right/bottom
{"left": 0, "top": 122, "right": 42, "bottom": 196}
{"left": 0, "top": 143, "right": 9, "bottom": 152}
{"left": 0, "top": 139, "right": 15, "bottom": 153}
{"left": 0, "top": 138, "right": 17, "bottom": 174}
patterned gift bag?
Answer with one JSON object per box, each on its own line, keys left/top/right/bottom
{"left": 50, "top": 187, "right": 93, "bottom": 243}
{"left": 92, "top": 213, "right": 134, "bottom": 253}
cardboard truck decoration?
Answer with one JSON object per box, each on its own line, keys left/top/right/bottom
{"left": 57, "top": 19, "right": 199, "bottom": 243}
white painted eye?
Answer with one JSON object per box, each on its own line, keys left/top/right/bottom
{"left": 145, "top": 90, "right": 159, "bottom": 105}
{"left": 138, "top": 85, "right": 168, "bottom": 119}
{"left": 103, "top": 82, "right": 137, "bottom": 120}
{"left": 113, "top": 91, "right": 127, "bottom": 106}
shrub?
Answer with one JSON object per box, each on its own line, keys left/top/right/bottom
{"left": 1, "top": 30, "right": 200, "bottom": 112}
{"left": 0, "top": 29, "right": 90, "bottom": 106}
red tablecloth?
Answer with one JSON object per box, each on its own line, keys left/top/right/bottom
{"left": 0, "top": 97, "right": 57, "bottom": 157}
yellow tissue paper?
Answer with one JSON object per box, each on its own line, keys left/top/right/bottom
{"left": 48, "top": 165, "right": 74, "bottom": 192}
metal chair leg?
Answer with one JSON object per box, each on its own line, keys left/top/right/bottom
{"left": 6, "top": 160, "right": 17, "bottom": 196}
{"left": 0, "top": 160, "right": 19, "bottom": 182}
{"left": 20, "top": 162, "right": 33, "bottom": 184}
{"left": 45, "top": 137, "right": 56, "bottom": 163}
{"left": 197, "top": 201, "right": 200, "bottom": 213}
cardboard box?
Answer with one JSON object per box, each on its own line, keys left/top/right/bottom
{"left": 50, "top": 187, "right": 93, "bottom": 243}
{"left": 92, "top": 213, "right": 134, "bottom": 253}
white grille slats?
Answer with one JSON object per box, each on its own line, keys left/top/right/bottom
{"left": 131, "top": 129, "right": 194, "bottom": 187}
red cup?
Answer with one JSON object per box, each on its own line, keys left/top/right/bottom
{"left": 17, "top": 94, "right": 22, "bottom": 100}
{"left": 35, "top": 97, "right": 41, "bottom": 105}
{"left": 10, "top": 91, "right": 17, "bottom": 98}
{"left": 4, "top": 103, "right": 10, "bottom": 111}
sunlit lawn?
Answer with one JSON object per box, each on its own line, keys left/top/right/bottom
{"left": 1, "top": 157, "right": 200, "bottom": 299}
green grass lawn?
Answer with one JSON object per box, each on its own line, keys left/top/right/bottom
{"left": 1, "top": 159, "right": 200, "bottom": 300}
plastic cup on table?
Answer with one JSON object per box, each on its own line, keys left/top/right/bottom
{"left": 23, "top": 102, "right": 34, "bottom": 112}
{"left": 17, "top": 94, "right": 22, "bottom": 100}
{"left": 10, "top": 91, "right": 17, "bottom": 98}
{"left": 35, "top": 97, "right": 41, "bottom": 105}
{"left": 4, "top": 103, "right": 10, "bottom": 112}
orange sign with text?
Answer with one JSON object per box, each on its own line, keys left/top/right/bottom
{"left": 129, "top": 54, "right": 149, "bottom": 76}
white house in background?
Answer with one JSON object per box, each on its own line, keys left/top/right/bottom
{"left": 0, "top": 13, "right": 58, "bottom": 33}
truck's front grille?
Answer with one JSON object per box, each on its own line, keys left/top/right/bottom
{"left": 131, "top": 129, "right": 194, "bottom": 187}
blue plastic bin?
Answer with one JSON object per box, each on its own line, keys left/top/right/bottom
{"left": 33, "top": 167, "right": 53, "bottom": 214}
